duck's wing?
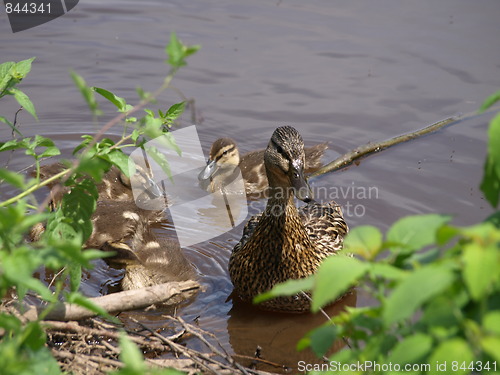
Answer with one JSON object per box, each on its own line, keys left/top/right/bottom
{"left": 232, "top": 212, "right": 262, "bottom": 255}
{"left": 304, "top": 142, "right": 328, "bottom": 172}
{"left": 299, "top": 201, "right": 348, "bottom": 254}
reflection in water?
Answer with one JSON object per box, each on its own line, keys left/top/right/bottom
{"left": 227, "top": 292, "right": 357, "bottom": 373}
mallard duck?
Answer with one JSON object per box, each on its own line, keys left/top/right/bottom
{"left": 228, "top": 126, "right": 348, "bottom": 312}
{"left": 198, "top": 137, "right": 328, "bottom": 196}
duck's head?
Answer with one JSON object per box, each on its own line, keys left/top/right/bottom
{"left": 264, "top": 126, "right": 312, "bottom": 203}
{"left": 198, "top": 137, "right": 241, "bottom": 182}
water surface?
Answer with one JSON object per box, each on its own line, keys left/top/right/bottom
{"left": 1, "top": 0, "right": 499, "bottom": 371}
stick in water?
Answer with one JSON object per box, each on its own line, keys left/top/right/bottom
{"left": 310, "top": 115, "right": 461, "bottom": 177}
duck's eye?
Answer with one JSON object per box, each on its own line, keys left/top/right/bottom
{"left": 222, "top": 150, "right": 228, "bottom": 156}
{"left": 293, "top": 171, "right": 299, "bottom": 179}
{"left": 276, "top": 145, "right": 284, "bottom": 155}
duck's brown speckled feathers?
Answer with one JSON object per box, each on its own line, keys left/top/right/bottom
{"left": 229, "top": 126, "right": 348, "bottom": 312}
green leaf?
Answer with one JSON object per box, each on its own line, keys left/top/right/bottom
{"left": 481, "top": 336, "right": 500, "bottom": 362}
{"left": 483, "top": 311, "right": 500, "bottom": 335}
{"left": 300, "top": 324, "right": 339, "bottom": 357}
{"left": 165, "top": 32, "right": 200, "bottom": 68}
{"left": 344, "top": 225, "right": 382, "bottom": 260}
{"left": 69, "top": 264, "right": 81, "bottom": 292}
{"left": 164, "top": 101, "right": 186, "bottom": 121}
{"left": 312, "top": 256, "right": 368, "bottom": 311}
{"left": 12, "top": 57, "right": 35, "bottom": 78}
{"left": 435, "top": 224, "right": 460, "bottom": 245}
{"left": 480, "top": 112, "right": 500, "bottom": 208}
{"left": 481, "top": 155, "right": 500, "bottom": 208}
{"left": 70, "top": 70, "right": 102, "bottom": 117}
{"left": 101, "top": 149, "right": 130, "bottom": 176}
{"left": 429, "top": 339, "right": 473, "bottom": 375}
{"left": 23, "top": 321, "right": 46, "bottom": 350}
{"left": 479, "top": 90, "right": 500, "bottom": 113}
{"left": 387, "top": 214, "right": 451, "bottom": 253}
{"left": 10, "top": 88, "right": 37, "bottom": 120}
{"left": 0, "top": 115, "right": 23, "bottom": 136}
{"left": 253, "top": 277, "right": 314, "bottom": 304}
{"left": 484, "top": 211, "right": 500, "bottom": 229}
{"left": 383, "top": 264, "right": 455, "bottom": 326}
{"left": 462, "top": 242, "right": 499, "bottom": 300}
{"left": 387, "top": 333, "right": 433, "bottom": 364}
{"left": 0, "top": 168, "right": 26, "bottom": 189}
{"left": 118, "top": 332, "right": 146, "bottom": 372}
{"left": 0, "top": 61, "right": 15, "bottom": 94}
{"left": 369, "top": 263, "right": 407, "bottom": 281}
{"left": 92, "top": 87, "right": 129, "bottom": 112}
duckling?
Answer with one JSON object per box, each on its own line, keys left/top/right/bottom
{"left": 228, "top": 126, "right": 348, "bottom": 312}
{"left": 198, "top": 137, "right": 328, "bottom": 196}
{"left": 30, "top": 162, "right": 164, "bottom": 248}
{"left": 102, "top": 226, "right": 195, "bottom": 292}
{"left": 35, "top": 162, "right": 134, "bottom": 204}
{"left": 85, "top": 200, "right": 163, "bottom": 249}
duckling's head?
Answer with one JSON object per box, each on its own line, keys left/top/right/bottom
{"left": 264, "top": 126, "right": 312, "bottom": 202}
{"left": 198, "top": 137, "right": 240, "bottom": 182}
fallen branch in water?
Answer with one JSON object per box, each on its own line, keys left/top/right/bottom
{"left": 310, "top": 115, "right": 461, "bottom": 177}
{"left": 22, "top": 280, "right": 200, "bottom": 322}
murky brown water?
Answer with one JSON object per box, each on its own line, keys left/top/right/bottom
{"left": 1, "top": 0, "right": 499, "bottom": 372}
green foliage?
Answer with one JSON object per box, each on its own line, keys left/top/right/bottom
{"left": 0, "top": 57, "right": 37, "bottom": 124}
{"left": 258, "top": 98, "right": 500, "bottom": 374}
{"left": 480, "top": 91, "right": 500, "bottom": 208}
{"left": 0, "top": 32, "right": 199, "bottom": 374}
{"left": 166, "top": 32, "right": 201, "bottom": 69}
{"left": 71, "top": 70, "right": 102, "bottom": 117}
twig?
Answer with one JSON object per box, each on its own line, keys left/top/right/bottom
{"left": 52, "top": 348, "right": 124, "bottom": 369}
{"left": 22, "top": 280, "right": 200, "bottom": 321}
{"left": 42, "top": 320, "right": 167, "bottom": 352}
{"left": 310, "top": 115, "right": 460, "bottom": 177}
{"left": 170, "top": 316, "right": 250, "bottom": 375}
{"left": 232, "top": 354, "right": 287, "bottom": 370}
{"left": 132, "top": 318, "right": 218, "bottom": 375}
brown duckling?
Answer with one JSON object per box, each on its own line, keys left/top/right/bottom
{"left": 228, "top": 126, "right": 348, "bottom": 312}
{"left": 35, "top": 162, "right": 134, "bottom": 204}
{"left": 30, "top": 162, "right": 164, "bottom": 248}
{"left": 198, "top": 137, "right": 327, "bottom": 196}
{"left": 103, "top": 228, "right": 195, "bottom": 292}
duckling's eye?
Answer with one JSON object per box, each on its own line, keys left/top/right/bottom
{"left": 222, "top": 150, "right": 229, "bottom": 156}
{"left": 293, "top": 171, "right": 299, "bottom": 179}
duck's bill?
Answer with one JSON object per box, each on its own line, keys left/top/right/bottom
{"left": 291, "top": 167, "right": 313, "bottom": 203}
{"left": 198, "top": 159, "right": 218, "bottom": 181}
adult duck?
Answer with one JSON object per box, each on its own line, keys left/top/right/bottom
{"left": 228, "top": 126, "right": 348, "bottom": 312}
